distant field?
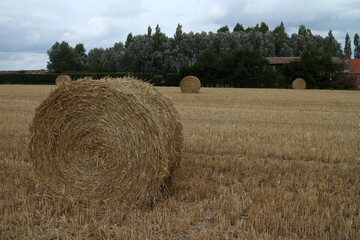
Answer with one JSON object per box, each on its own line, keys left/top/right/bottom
{"left": 0, "top": 85, "right": 359, "bottom": 239}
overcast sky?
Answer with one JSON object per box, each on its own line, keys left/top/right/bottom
{"left": 0, "top": 0, "right": 359, "bottom": 70}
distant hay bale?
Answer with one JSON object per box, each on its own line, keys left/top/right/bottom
{"left": 28, "top": 77, "right": 183, "bottom": 207}
{"left": 292, "top": 78, "right": 306, "bottom": 89}
{"left": 180, "top": 76, "right": 201, "bottom": 93}
{"left": 55, "top": 75, "right": 71, "bottom": 86}
{"left": 153, "top": 75, "right": 165, "bottom": 85}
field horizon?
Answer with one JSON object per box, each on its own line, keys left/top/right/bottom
{"left": 0, "top": 84, "right": 359, "bottom": 239}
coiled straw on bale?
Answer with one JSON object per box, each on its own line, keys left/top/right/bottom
{"left": 292, "top": 78, "right": 306, "bottom": 89}
{"left": 28, "top": 77, "right": 183, "bottom": 208}
{"left": 180, "top": 76, "right": 201, "bottom": 93}
{"left": 55, "top": 75, "right": 72, "bottom": 86}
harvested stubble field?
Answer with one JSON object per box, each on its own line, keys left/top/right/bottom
{"left": 0, "top": 84, "right": 359, "bottom": 239}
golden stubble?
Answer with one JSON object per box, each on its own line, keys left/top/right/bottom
{"left": 1, "top": 85, "right": 359, "bottom": 239}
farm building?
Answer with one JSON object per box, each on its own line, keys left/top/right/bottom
{"left": 266, "top": 57, "right": 300, "bottom": 71}
{"left": 346, "top": 58, "right": 360, "bottom": 89}
{"left": 267, "top": 57, "right": 360, "bottom": 89}
{"left": 266, "top": 57, "right": 344, "bottom": 71}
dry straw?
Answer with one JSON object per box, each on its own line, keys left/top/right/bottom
{"left": 55, "top": 75, "right": 72, "bottom": 86}
{"left": 180, "top": 76, "right": 201, "bottom": 93}
{"left": 28, "top": 77, "right": 183, "bottom": 208}
{"left": 292, "top": 78, "right": 306, "bottom": 89}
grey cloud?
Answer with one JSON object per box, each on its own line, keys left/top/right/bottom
{"left": 0, "top": 51, "right": 48, "bottom": 70}
{"left": 1, "top": 0, "right": 360, "bottom": 70}
{"left": 98, "top": 0, "right": 146, "bottom": 18}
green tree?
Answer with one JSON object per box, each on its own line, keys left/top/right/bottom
{"left": 259, "top": 22, "right": 269, "bottom": 34}
{"left": 282, "top": 50, "right": 318, "bottom": 88}
{"left": 281, "top": 49, "right": 345, "bottom": 89}
{"left": 74, "top": 43, "right": 87, "bottom": 71}
{"left": 152, "top": 24, "right": 167, "bottom": 51}
{"left": 217, "top": 25, "right": 230, "bottom": 33}
{"left": 344, "top": 33, "right": 352, "bottom": 58}
{"left": 100, "top": 42, "right": 126, "bottom": 72}
{"left": 176, "top": 31, "right": 198, "bottom": 67}
{"left": 180, "top": 50, "right": 220, "bottom": 86}
{"left": 289, "top": 25, "right": 341, "bottom": 57}
{"left": 233, "top": 23, "right": 244, "bottom": 32}
{"left": 181, "top": 49, "right": 282, "bottom": 88}
{"left": 123, "top": 35, "right": 154, "bottom": 72}
{"left": 87, "top": 48, "right": 104, "bottom": 72}
{"left": 101, "top": 47, "right": 117, "bottom": 72}
{"left": 354, "top": 33, "right": 360, "bottom": 59}
{"left": 47, "top": 41, "right": 76, "bottom": 72}
{"left": 113, "top": 42, "right": 125, "bottom": 71}
{"left": 174, "top": 23, "right": 183, "bottom": 45}
{"left": 324, "top": 29, "right": 342, "bottom": 56}
{"left": 271, "top": 22, "right": 289, "bottom": 56}
{"left": 125, "top": 32, "right": 133, "bottom": 48}
{"left": 147, "top": 26, "right": 152, "bottom": 37}
{"left": 298, "top": 25, "right": 312, "bottom": 36}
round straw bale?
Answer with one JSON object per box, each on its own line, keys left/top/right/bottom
{"left": 79, "top": 76, "right": 93, "bottom": 81}
{"left": 180, "top": 76, "right": 201, "bottom": 93}
{"left": 55, "top": 75, "right": 71, "bottom": 86}
{"left": 28, "top": 77, "right": 183, "bottom": 207}
{"left": 292, "top": 78, "right": 306, "bottom": 89}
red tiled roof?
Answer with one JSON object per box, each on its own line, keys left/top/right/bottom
{"left": 267, "top": 57, "right": 344, "bottom": 65}
{"left": 347, "top": 59, "right": 360, "bottom": 73}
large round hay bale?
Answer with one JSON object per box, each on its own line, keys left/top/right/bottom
{"left": 292, "top": 78, "right": 306, "bottom": 89}
{"left": 180, "top": 76, "right": 201, "bottom": 93}
{"left": 28, "top": 77, "right": 183, "bottom": 207}
{"left": 55, "top": 75, "right": 71, "bottom": 86}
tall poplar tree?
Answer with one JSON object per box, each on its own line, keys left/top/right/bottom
{"left": 344, "top": 33, "right": 352, "bottom": 58}
{"left": 233, "top": 23, "right": 244, "bottom": 32}
{"left": 153, "top": 24, "right": 166, "bottom": 51}
{"left": 354, "top": 33, "right": 360, "bottom": 59}
{"left": 147, "top": 26, "right": 152, "bottom": 37}
{"left": 325, "top": 30, "right": 337, "bottom": 56}
{"left": 271, "top": 22, "right": 288, "bottom": 56}
{"left": 217, "top": 26, "right": 230, "bottom": 33}
{"left": 174, "top": 23, "right": 183, "bottom": 45}
{"left": 125, "top": 33, "right": 133, "bottom": 48}
{"left": 74, "top": 43, "right": 87, "bottom": 71}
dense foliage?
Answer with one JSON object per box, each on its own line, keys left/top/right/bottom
{"left": 354, "top": 34, "right": 360, "bottom": 59}
{"left": 47, "top": 42, "right": 86, "bottom": 72}
{"left": 47, "top": 22, "right": 351, "bottom": 75}
{"left": 281, "top": 50, "right": 348, "bottom": 89}
{"left": 180, "top": 49, "right": 285, "bottom": 88}
{"left": 42, "top": 22, "right": 358, "bottom": 89}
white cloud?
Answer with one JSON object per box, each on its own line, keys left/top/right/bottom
{"left": 0, "top": 0, "right": 360, "bottom": 70}
{"left": 98, "top": 0, "right": 146, "bottom": 18}
{"left": 0, "top": 52, "right": 48, "bottom": 70}
{"left": 198, "top": 5, "right": 228, "bottom": 24}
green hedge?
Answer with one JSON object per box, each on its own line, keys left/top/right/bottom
{"left": 0, "top": 72, "right": 183, "bottom": 86}
{"left": 0, "top": 72, "right": 158, "bottom": 85}
{"left": 164, "top": 73, "right": 182, "bottom": 86}
{"left": 0, "top": 73, "right": 58, "bottom": 84}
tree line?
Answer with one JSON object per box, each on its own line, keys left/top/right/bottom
{"left": 47, "top": 22, "right": 360, "bottom": 75}
{"left": 181, "top": 48, "right": 347, "bottom": 89}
